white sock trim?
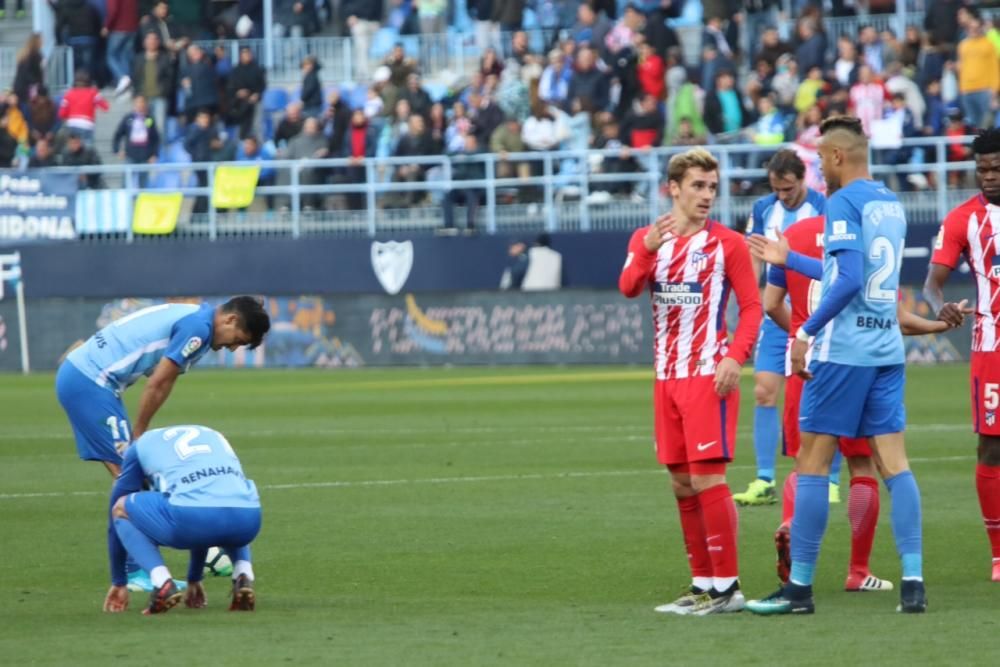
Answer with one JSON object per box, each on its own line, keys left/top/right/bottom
{"left": 713, "top": 576, "right": 737, "bottom": 592}
{"left": 233, "top": 560, "right": 255, "bottom": 582}
{"left": 692, "top": 576, "right": 712, "bottom": 592}
{"left": 149, "top": 566, "right": 171, "bottom": 588}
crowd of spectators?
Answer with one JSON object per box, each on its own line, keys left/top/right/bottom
{"left": 1, "top": 1, "right": 998, "bottom": 226}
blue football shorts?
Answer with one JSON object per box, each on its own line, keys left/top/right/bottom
{"left": 799, "top": 362, "right": 906, "bottom": 438}
{"left": 125, "top": 492, "right": 262, "bottom": 550}
{"left": 754, "top": 317, "right": 788, "bottom": 376}
{"left": 55, "top": 361, "right": 130, "bottom": 463}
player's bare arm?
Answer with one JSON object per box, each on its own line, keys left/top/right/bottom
{"left": 924, "top": 263, "right": 965, "bottom": 327}
{"left": 748, "top": 231, "right": 790, "bottom": 267}
{"left": 899, "top": 300, "right": 971, "bottom": 335}
{"left": 131, "top": 358, "right": 182, "bottom": 440}
{"left": 764, "top": 284, "right": 791, "bottom": 332}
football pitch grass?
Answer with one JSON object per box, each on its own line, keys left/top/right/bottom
{"left": 1, "top": 364, "right": 998, "bottom": 666}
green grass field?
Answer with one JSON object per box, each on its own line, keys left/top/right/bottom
{"left": 1, "top": 364, "right": 998, "bottom": 666}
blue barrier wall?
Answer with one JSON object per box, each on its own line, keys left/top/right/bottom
{"left": 13, "top": 224, "right": 958, "bottom": 299}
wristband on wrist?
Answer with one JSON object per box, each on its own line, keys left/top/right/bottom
{"left": 795, "top": 327, "right": 811, "bottom": 343}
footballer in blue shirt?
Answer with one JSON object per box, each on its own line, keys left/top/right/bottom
{"left": 745, "top": 116, "right": 926, "bottom": 615}
{"left": 734, "top": 150, "right": 827, "bottom": 507}
{"left": 102, "top": 425, "right": 261, "bottom": 614}
{"left": 55, "top": 296, "right": 269, "bottom": 590}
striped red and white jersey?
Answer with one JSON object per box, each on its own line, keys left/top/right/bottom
{"left": 619, "top": 221, "right": 762, "bottom": 381}
{"left": 932, "top": 194, "right": 1000, "bottom": 352}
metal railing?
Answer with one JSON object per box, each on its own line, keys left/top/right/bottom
{"left": 23, "top": 135, "right": 980, "bottom": 243}
{"left": 0, "top": 45, "right": 72, "bottom": 94}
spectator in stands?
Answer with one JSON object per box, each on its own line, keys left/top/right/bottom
{"left": 336, "top": 108, "right": 377, "bottom": 210}
{"left": 621, "top": 93, "right": 663, "bottom": 149}
{"left": 131, "top": 31, "right": 173, "bottom": 140}
{"left": 857, "top": 25, "right": 886, "bottom": 74}
{"left": 849, "top": 64, "right": 889, "bottom": 137}
{"left": 62, "top": 131, "right": 104, "bottom": 189}
{"left": 467, "top": 90, "right": 503, "bottom": 145}
{"left": 323, "top": 89, "right": 353, "bottom": 157}
{"left": 389, "top": 114, "right": 436, "bottom": 206}
{"left": 509, "top": 31, "right": 537, "bottom": 68}
{"left": 0, "top": 107, "right": 17, "bottom": 167}
{"left": 180, "top": 44, "right": 219, "bottom": 124}
{"left": 794, "top": 66, "right": 827, "bottom": 113}
{"left": 795, "top": 17, "right": 827, "bottom": 76}
{"left": 522, "top": 103, "right": 565, "bottom": 152}
{"left": 572, "top": 3, "right": 612, "bottom": 56}
{"left": 643, "top": 0, "right": 680, "bottom": 59}
{"left": 832, "top": 34, "right": 859, "bottom": 88}
{"left": 300, "top": 56, "right": 323, "bottom": 118}
{"left": 342, "top": 0, "right": 383, "bottom": 80}
{"left": 2, "top": 92, "right": 27, "bottom": 147}
{"left": 795, "top": 103, "right": 823, "bottom": 144}
{"left": 402, "top": 73, "right": 433, "bottom": 120}
{"left": 140, "top": 1, "right": 187, "bottom": 55}
{"left": 236, "top": 135, "right": 276, "bottom": 206}
{"left": 56, "top": 0, "right": 102, "bottom": 78}
{"left": 58, "top": 71, "right": 109, "bottom": 144}
{"left": 480, "top": 48, "right": 504, "bottom": 78}
{"left": 223, "top": 46, "right": 266, "bottom": 140}
{"left": 275, "top": 0, "right": 312, "bottom": 38}
{"left": 491, "top": 0, "right": 524, "bottom": 32}
{"left": 497, "top": 65, "right": 530, "bottom": 121}
{"left": 364, "top": 86, "right": 384, "bottom": 118}
{"left": 923, "top": 78, "right": 947, "bottom": 137}
{"left": 280, "top": 117, "right": 329, "bottom": 210}
{"left": 882, "top": 91, "right": 919, "bottom": 176}
{"left": 745, "top": 58, "right": 775, "bottom": 109}
{"left": 28, "top": 138, "right": 57, "bottom": 168}
{"left": 427, "top": 102, "right": 448, "bottom": 151}
{"left": 539, "top": 50, "right": 570, "bottom": 108}
{"left": 591, "top": 118, "right": 635, "bottom": 197}
{"left": 275, "top": 101, "right": 305, "bottom": 147}
{"left": 918, "top": 35, "right": 948, "bottom": 88}
{"left": 770, "top": 54, "right": 800, "bottom": 110}
{"left": 416, "top": 0, "right": 447, "bottom": 35}
{"left": 748, "top": 94, "right": 786, "bottom": 154}
{"left": 636, "top": 40, "right": 665, "bottom": 101}
{"left": 704, "top": 69, "right": 750, "bottom": 137}
{"left": 385, "top": 43, "right": 418, "bottom": 88}
{"left": 886, "top": 61, "right": 926, "bottom": 128}
{"left": 12, "top": 34, "right": 43, "bottom": 115}
{"left": 183, "top": 109, "right": 217, "bottom": 213}
{"left": 443, "top": 132, "right": 486, "bottom": 232}
{"left": 925, "top": 0, "right": 963, "bottom": 52}
{"left": 104, "top": 0, "right": 140, "bottom": 96}
{"left": 756, "top": 27, "right": 792, "bottom": 67}
{"left": 490, "top": 117, "right": 531, "bottom": 193}
{"left": 568, "top": 47, "right": 610, "bottom": 113}
{"left": 468, "top": 0, "right": 500, "bottom": 53}
{"left": 671, "top": 117, "right": 706, "bottom": 147}
{"left": 443, "top": 101, "right": 470, "bottom": 153}
{"left": 957, "top": 14, "right": 999, "bottom": 128}
{"left": 112, "top": 94, "right": 160, "bottom": 187}
{"left": 28, "top": 84, "right": 56, "bottom": 144}
{"left": 901, "top": 25, "right": 923, "bottom": 70}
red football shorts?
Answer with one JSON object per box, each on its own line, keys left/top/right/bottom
{"left": 784, "top": 373, "right": 871, "bottom": 458}
{"left": 654, "top": 375, "right": 739, "bottom": 465}
{"left": 971, "top": 351, "right": 1000, "bottom": 436}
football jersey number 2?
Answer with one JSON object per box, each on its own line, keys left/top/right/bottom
{"left": 866, "top": 237, "right": 902, "bottom": 303}
{"left": 165, "top": 426, "right": 236, "bottom": 460}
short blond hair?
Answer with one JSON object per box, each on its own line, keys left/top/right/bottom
{"left": 667, "top": 147, "right": 719, "bottom": 184}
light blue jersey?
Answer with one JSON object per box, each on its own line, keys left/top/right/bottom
{"left": 747, "top": 188, "right": 826, "bottom": 241}
{"left": 134, "top": 425, "right": 260, "bottom": 509}
{"left": 67, "top": 303, "right": 214, "bottom": 395}
{"left": 813, "top": 179, "right": 906, "bottom": 366}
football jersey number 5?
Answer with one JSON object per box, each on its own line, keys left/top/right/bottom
{"left": 866, "top": 236, "right": 902, "bottom": 303}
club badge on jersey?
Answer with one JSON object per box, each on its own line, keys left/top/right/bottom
{"left": 654, "top": 282, "right": 704, "bottom": 306}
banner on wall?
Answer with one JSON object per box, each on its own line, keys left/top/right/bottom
{"left": 0, "top": 172, "right": 77, "bottom": 243}
{"left": 132, "top": 193, "right": 183, "bottom": 235}
{"left": 0, "top": 287, "right": 974, "bottom": 373}
{"left": 211, "top": 166, "right": 260, "bottom": 209}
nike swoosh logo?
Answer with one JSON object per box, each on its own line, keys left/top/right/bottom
{"left": 696, "top": 441, "right": 717, "bottom": 451}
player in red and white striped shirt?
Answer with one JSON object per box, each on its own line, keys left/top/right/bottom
{"left": 925, "top": 128, "right": 1000, "bottom": 582}
{"left": 619, "top": 148, "right": 762, "bottom": 615}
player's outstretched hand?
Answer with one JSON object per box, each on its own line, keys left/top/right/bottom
{"left": 184, "top": 581, "right": 207, "bottom": 609}
{"left": 747, "top": 231, "right": 790, "bottom": 267}
{"left": 939, "top": 299, "right": 973, "bottom": 328}
{"left": 790, "top": 338, "right": 813, "bottom": 380}
{"left": 643, "top": 213, "right": 677, "bottom": 252}
{"left": 714, "top": 357, "right": 741, "bottom": 397}
{"left": 103, "top": 584, "right": 129, "bottom": 613}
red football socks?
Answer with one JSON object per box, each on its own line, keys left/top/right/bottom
{"left": 847, "top": 476, "right": 880, "bottom": 575}
{"left": 697, "top": 483, "right": 739, "bottom": 579}
{"left": 976, "top": 464, "right": 1000, "bottom": 559}
{"left": 676, "top": 495, "right": 712, "bottom": 580}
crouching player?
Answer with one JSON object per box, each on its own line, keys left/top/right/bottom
{"left": 102, "top": 425, "right": 261, "bottom": 615}
{"left": 750, "top": 215, "right": 968, "bottom": 593}
{"left": 619, "top": 148, "right": 762, "bottom": 615}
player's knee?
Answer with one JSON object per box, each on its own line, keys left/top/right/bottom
{"left": 753, "top": 379, "right": 778, "bottom": 406}
{"left": 846, "top": 455, "right": 877, "bottom": 478}
{"left": 978, "top": 437, "right": 1000, "bottom": 466}
{"left": 667, "top": 464, "right": 694, "bottom": 497}
{"left": 111, "top": 497, "right": 129, "bottom": 520}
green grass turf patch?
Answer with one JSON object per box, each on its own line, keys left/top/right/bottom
{"left": 1, "top": 365, "right": 998, "bottom": 666}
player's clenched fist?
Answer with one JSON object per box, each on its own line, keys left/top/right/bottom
{"left": 643, "top": 213, "right": 677, "bottom": 252}
{"left": 789, "top": 338, "right": 812, "bottom": 379}
{"left": 714, "top": 357, "right": 741, "bottom": 396}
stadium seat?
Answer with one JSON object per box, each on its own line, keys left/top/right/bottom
{"left": 261, "top": 88, "right": 290, "bottom": 140}
{"left": 371, "top": 27, "right": 400, "bottom": 60}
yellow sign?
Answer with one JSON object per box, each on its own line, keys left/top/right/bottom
{"left": 212, "top": 165, "right": 260, "bottom": 209}
{"left": 132, "top": 193, "right": 183, "bottom": 235}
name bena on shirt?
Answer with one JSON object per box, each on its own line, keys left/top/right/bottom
{"left": 856, "top": 315, "right": 897, "bottom": 330}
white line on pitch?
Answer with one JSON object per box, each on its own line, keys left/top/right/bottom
{"left": 0, "top": 454, "right": 977, "bottom": 500}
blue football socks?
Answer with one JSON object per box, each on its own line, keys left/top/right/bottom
{"left": 885, "top": 471, "right": 923, "bottom": 580}
{"left": 789, "top": 474, "right": 830, "bottom": 586}
{"left": 753, "top": 405, "right": 779, "bottom": 482}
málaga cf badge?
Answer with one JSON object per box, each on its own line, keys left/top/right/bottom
{"left": 371, "top": 241, "right": 414, "bottom": 295}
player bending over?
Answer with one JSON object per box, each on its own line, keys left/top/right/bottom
{"left": 103, "top": 425, "right": 261, "bottom": 615}
{"left": 751, "top": 215, "right": 968, "bottom": 593}
{"left": 56, "top": 297, "right": 270, "bottom": 591}
{"left": 743, "top": 116, "right": 925, "bottom": 615}
{"left": 925, "top": 128, "right": 1000, "bottom": 582}
{"left": 619, "top": 148, "right": 762, "bottom": 615}
{"left": 735, "top": 149, "right": 828, "bottom": 507}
